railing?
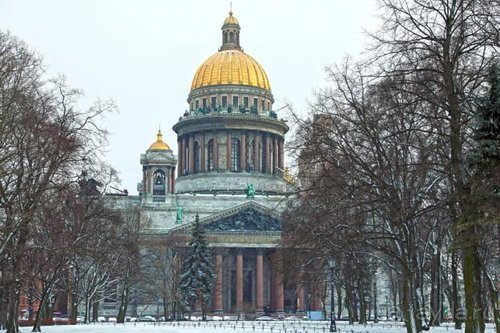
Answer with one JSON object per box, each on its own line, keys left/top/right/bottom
{"left": 181, "top": 105, "right": 280, "bottom": 120}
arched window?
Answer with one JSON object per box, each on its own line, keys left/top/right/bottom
{"left": 194, "top": 141, "right": 201, "bottom": 173}
{"left": 229, "top": 31, "right": 234, "bottom": 43}
{"left": 207, "top": 139, "right": 214, "bottom": 172}
{"left": 224, "top": 31, "right": 228, "bottom": 43}
{"left": 231, "top": 138, "right": 240, "bottom": 172}
{"left": 153, "top": 170, "right": 166, "bottom": 195}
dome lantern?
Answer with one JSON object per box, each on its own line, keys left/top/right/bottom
{"left": 220, "top": 11, "right": 241, "bottom": 51}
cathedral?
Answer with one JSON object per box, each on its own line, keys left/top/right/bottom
{"left": 117, "top": 11, "right": 321, "bottom": 317}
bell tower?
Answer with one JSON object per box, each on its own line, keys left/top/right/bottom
{"left": 139, "top": 130, "right": 177, "bottom": 201}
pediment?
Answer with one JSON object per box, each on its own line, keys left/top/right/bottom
{"left": 173, "top": 201, "right": 282, "bottom": 234}
{"left": 204, "top": 207, "right": 281, "bottom": 232}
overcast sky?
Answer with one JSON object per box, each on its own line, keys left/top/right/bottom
{"left": 0, "top": 0, "right": 380, "bottom": 195}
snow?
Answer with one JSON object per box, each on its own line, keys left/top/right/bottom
{"left": 7, "top": 321, "right": 497, "bottom": 333}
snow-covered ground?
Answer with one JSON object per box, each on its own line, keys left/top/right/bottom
{"left": 6, "top": 321, "right": 497, "bottom": 333}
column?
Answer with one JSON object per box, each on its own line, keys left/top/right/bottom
{"left": 171, "top": 168, "right": 175, "bottom": 193}
{"left": 256, "top": 250, "right": 264, "bottom": 314}
{"left": 142, "top": 168, "right": 147, "bottom": 194}
{"left": 214, "top": 132, "right": 219, "bottom": 172}
{"left": 181, "top": 136, "right": 187, "bottom": 175}
{"left": 200, "top": 132, "right": 206, "bottom": 172}
{"left": 278, "top": 138, "right": 285, "bottom": 170}
{"left": 146, "top": 169, "right": 152, "bottom": 194}
{"left": 275, "top": 253, "right": 284, "bottom": 314}
{"left": 254, "top": 133, "right": 260, "bottom": 172}
{"left": 265, "top": 134, "right": 271, "bottom": 174}
{"left": 226, "top": 132, "right": 231, "bottom": 171}
{"left": 177, "top": 138, "right": 182, "bottom": 177}
{"left": 273, "top": 135, "right": 278, "bottom": 174}
{"left": 236, "top": 251, "right": 243, "bottom": 312}
{"left": 188, "top": 135, "right": 194, "bottom": 174}
{"left": 240, "top": 132, "right": 246, "bottom": 172}
{"left": 214, "top": 253, "right": 223, "bottom": 313}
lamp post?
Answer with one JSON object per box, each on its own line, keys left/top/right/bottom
{"left": 373, "top": 278, "right": 378, "bottom": 323}
{"left": 328, "top": 260, "right": 337, "bottom": 332}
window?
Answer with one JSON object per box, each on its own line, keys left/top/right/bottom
{"left": 195, "top": 100, "right": 199, "bottom": 109}
{"left": 231, "top": 138, "right": 241, "bottom": 172}
{"left": 153, "top": 170, "right": 166, "bottom": 195}
{"left": 211, "top": 96, "right": 217, "bottom": 109}
{"left": 262, "top": 100, "right": 265, "bottom": 111}
{"left": 222, "top": 96, "right": 227, "bottom": 108}
{"left": 202, "top": 98, "right": 207, "bottom": 109}
{"left": 207, "top": 139, "right": 214, "bottom": 171}
{"left": 194, "top": 142, "right": 201, "bottom": 173}
{"left": 243, "top": 96, "right": 249, "bottom": 108}
{"left": 233, "top": 96, "right": 239, "bottom": 107}
{"left": 253, "top": 98, "right": 258, "bottom": 108}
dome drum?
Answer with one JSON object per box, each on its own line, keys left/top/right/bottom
{"left": 188, "top": 84, "right": 274, "bottom": 107}
{"left": 173, "top": 113, "right": 288, "bottom": 137}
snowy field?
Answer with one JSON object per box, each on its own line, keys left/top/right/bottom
{"left": 5, "top": 321, "right": 496, "bottom": 333}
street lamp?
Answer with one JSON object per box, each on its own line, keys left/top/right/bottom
{"left": 373, "top": 277, "right": 378, "bottom": 323}
{"left": 328, "top": 260, "right": 337, "bottom": 332}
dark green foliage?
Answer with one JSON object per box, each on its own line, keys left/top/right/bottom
{"left": 179, "top": 214, "right": 215, "bottom": 320}
{"left": 473, "top": 61, "right": 500, "bottom": 163}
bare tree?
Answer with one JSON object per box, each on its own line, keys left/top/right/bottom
{"left": 0, "top": 30, "right": 116, "bottom": 333}
{"left": 370, "top": 2, "right": 499, "bottom": 331}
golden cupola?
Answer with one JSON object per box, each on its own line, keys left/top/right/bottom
{"left": 148, "top": 129, "right": 170, "bottom": 151}
{"left": 187, "top": 11, "right": 274, "bottom": 113}
{"left": 173, "top": 10, "right": 289, "bottom": 195}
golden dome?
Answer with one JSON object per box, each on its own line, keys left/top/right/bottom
{"left": 191, "top": 49, "right": 271, "bottom": 91}
{"left": 149, "top": 130, "right": 170, "bottom": 151}
{"left": 224, "top": 11, "right": 239, "bottom": 25}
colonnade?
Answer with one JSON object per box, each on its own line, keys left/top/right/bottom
{"left": 177, "top": 131, "right": 285, "bottom": 176}
{"left": 210, "top": 249, "right": 322, "bottom": 315}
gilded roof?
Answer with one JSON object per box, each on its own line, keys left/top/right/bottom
{"left": 191, "top": 49, "right": 271, "bottom": 91}
{"left": 149, "top": 130, "right": 170, "bottom": 151}
{"left": 224, "top": 11, "right": 239, "bottom": 25}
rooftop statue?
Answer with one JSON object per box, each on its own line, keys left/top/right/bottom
{"left": 245, "top": 183, "right": 255, "bottom": 199}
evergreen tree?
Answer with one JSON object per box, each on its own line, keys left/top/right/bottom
{"left": 463, "top": 61, "right": 500, "bottom": 333}
{"left": 179, "top": 214, "right": 215, "bottom": 320}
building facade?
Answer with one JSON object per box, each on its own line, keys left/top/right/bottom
{"left": 118, "top": 11, "right": 320, "bottom": 317}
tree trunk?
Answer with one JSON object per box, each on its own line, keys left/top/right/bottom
{"left": 401, "top": 274, "right": 418, "bottom": 333}
{"left": 32, "top": 290, "right": 50, "bottom": 332}
{"left": 92, "top": 300, "right": 99, "bottom": 322}
{"left": 430, "top": 248, "right": 442, "bottom": 326}
{"left": 336, "top": 285, "right": 342, "bottom": 320}
{"left": 117, "top": 286, "right": 129, "bottom": 323}
{"left": 6, "top": 280, "right": 21, "bottom": 333}
{"left": 483, "top": 267, "right": 499, "bottom": 333}
{"left": 452, "top": 251, "right": 463, "bottom": 329}
{"left": 463, "top": 239, "right": 485, "bottom": 333}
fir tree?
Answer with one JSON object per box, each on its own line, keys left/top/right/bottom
{"left": 474, "top": 61, "right": 500, "bottom": 163}
{"left": 179, "top": 213, "right": 215, "bottom": 320}
{"left": 463, "top": 61, "right": 500, "bottom": 333}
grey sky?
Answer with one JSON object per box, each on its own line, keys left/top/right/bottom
{"left": 0, "top": 0, "right": 380, "bottom": 194}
